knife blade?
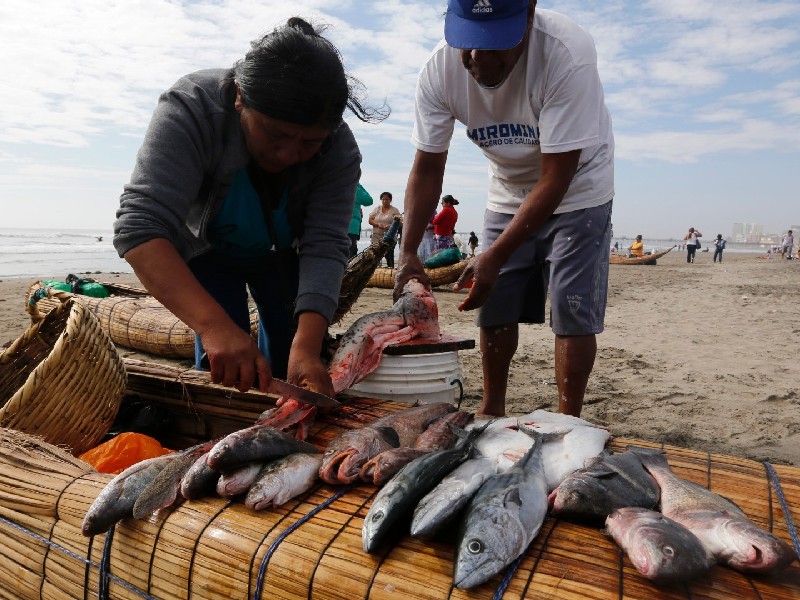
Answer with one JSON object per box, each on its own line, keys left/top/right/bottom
{"left": 265, "top": 377, "right": 340, "bottom": 408}
{"left": 198, "top": 353, "right": 339, "bottom": 408}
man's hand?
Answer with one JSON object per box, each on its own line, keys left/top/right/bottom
{"left": 199, "top": 323, "right": 272, "bottom": 393}
{"left": 453, "top": 252, "right": 503, "bottom": 311}
{"left": 393, "top": 253, "right": 431, "bottom": 301}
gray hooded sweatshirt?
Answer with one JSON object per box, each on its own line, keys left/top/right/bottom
{"left": 114, "top": 68, "right": 361, "bottom": 323}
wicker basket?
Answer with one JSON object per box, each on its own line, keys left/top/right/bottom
{"left": 367, "top": 258, "right": 472, "bottom": 289}
{"left": 0, "top": 285, "right": 126, "bottom": 455}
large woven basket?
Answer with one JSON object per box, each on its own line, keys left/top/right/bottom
{"left": 367, "top": 258, "right": 472, "bottom": 289}
{"left": 0, "top": 285, "right": 126, "bottom": 455}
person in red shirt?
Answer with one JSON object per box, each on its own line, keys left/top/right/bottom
{"left": 432, "top": 194, "right": 459, "bottom": 249}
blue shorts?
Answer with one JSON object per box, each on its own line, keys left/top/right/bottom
{"left": 476, "top": 201, "right": 612, "bottom": 335}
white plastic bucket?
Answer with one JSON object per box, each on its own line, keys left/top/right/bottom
{"left": 347, "top": 351, "right": 463, "bottom": 405}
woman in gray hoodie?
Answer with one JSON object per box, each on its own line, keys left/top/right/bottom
{"left": 114, "top": 18, "right": 387, "bottom": 397}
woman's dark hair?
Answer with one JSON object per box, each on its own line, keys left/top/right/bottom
{"left": 233, "top": 17, "right": 388, "bottom": 128}
{"left": 380, "top": 192, "right": 392, "bottom": 201}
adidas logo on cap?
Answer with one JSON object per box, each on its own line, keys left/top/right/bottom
{"left": 472, "top": 0, "right": 492, "bottom": 14}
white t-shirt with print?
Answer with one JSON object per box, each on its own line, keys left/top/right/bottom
{"left": 412, "top": 9, "right": 614, "bottom": 215}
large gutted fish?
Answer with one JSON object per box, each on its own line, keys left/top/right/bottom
{"left": 641, "top": 452, "right": 795, "bottom": 574}
{"left": 329, "top": 279, "right": 440, "bottom": 393}
{"left": 244, "top": 453, "right": 323, "bottom": 510}
{"left": 550, "top": 447, "right": 661, "bottom": 522}
{"left": 605, "top": 507, "right": 714, "bottom": 583}
{"left": 453, "top": 431, "right": 550, "bottom": 590}
{"left": 362, "top": 424, "right": 486, "bottom": 553}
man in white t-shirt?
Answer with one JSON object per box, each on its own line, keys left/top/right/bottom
{"left": 394, "top": 0, "right": 614, "bottom": 418}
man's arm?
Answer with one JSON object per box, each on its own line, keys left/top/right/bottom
{"left": 456, "top": 149, "right": 581, "bottom": 311}
{"left": 394, "top": 150, "right": 448, "bottom": 299}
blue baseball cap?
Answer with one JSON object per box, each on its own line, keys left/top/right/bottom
{"left": 445, "top": 0, "right": 529, "bottom": 50}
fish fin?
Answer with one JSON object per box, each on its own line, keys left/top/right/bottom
{"left": 517, "top": 420, "right": 572, "bottom": 442}
{"left": 587, "top": 467, "right": 617, "bottom": 479}
{"left": 626, "top": 445, "right": 664, "bottom": 457}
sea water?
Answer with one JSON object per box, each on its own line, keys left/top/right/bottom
{"left": 0, "top": 227, "right": 131, "bottom": 278}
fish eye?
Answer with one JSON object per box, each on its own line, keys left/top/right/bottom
{"left": 371, "top": 511, "right": 384, "bottom": 523}
{"left": 663, "top": 546, "right": 674, "bottom": 557}
{"left": 467, "top": 540, "right": 483, "bottom": 554}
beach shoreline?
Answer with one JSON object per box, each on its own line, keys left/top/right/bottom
{"left": 1, "top": 250, "right": 798, "bottom": 466}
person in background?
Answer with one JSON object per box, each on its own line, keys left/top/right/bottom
{"left": 781, "top": 230, "right": 794, "bottom": 259}
{"left": 368, "top": 192, "right": 401, "bottom": 267}
{"left": 114, "top": 18, "right": 386, "bottom": 396}
{"left": 713, "top": 234, "right": 726, "bottom": 263}
{"left": 628, "top": 235, "right": 644, "bottom": 257}
{"left": 348, "top": 183, "right": 373, "bottom": 259}
{"left": 684, "top": 227, "right": 702, "bottom": 263}
{"left": 432, "top": 194, "right": 459, "bottom": 250}
{"left": 417, "top": 209, "right": 437, "bottom": 262}
{"left": 468, "top": 231, "right": 479, "bottom": 257}
{"left": 394, "top": 0, "right": 614, "bottom": 418}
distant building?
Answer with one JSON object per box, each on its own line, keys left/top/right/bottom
{"left": 732, "top": 222, "right": 764, "bottom": 243}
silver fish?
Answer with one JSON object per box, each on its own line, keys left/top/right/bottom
{"left": 642, "top": 452, "right": 796, "bottom": 574}
{"left": 82, "top": 452, "right": 177, "bottom": 536}
{"left": 132, "top": 443, "right": 214, "bottom": 519}
{"left": 410, "top": 457, "right": 497, "bottom": 538}
{"left": 605, "top": 507, "right": 714, "bottom": 583}
{"left": 549, "top": 447, "right": 661, "bottom": 522}
{"left": 206, "top": 425, "right": 317, "bottom": 472}
{"left": 453, "top": 431, "right": 549, "bottom": 590}
{"left": 180, "top": 452, "right": 220, "bottom": 500}
{"left": 362, "top": 425, "right": 486, "bottom": 553}
{"left": 216, "top": 462, "right": 264, "bottom": 497}
{"left": 244, "top": 453, "right": 322, "bottom": 510}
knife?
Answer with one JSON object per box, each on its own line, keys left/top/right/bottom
{"left": 199, "top": 353, "right": 339, "bottom": 408}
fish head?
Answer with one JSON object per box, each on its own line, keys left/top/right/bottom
{"left": 719, "top": 519, "right": 796, "bottom": 573}
{"left": 550, "top": 476, "right": 607, "bottom": 517}
{"left": 362, "top": 498, "right": 391, "bottom": 552}
{"left": 454, "top": 513, "right": 525, "bottom": 589}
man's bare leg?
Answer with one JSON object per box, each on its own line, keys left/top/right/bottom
{"left": 554, "top": 334, "right": 596, "bottom": 417}
{"left": 478, "top": 324, "right": 519, "bottom": 417}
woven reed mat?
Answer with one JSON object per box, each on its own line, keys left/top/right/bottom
{"left": 367, "top": 259, "right": 472, "bottom": 289}
{"left": 0, "top": 400, "right": 798, "bottom": 599}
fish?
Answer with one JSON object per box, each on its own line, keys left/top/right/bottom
{"left": 329, "top": 279, "right": 440, "bottom": 393}
{"left": 320, "top": 403, "right": 455, "bottom": 484}
{"left": 359, "top": 448, "right": 428, "bottom": 486}
{"left": 641, "top": 452, "right": 796, "bottom": 574}
{"left": 362, "top": 424, "right": 486, "bottom": 553}
{"left": 359, "top": 410, "right": 472, "bottom": 485}
{"left": 453, "top": 430, "right": 549, "bottom": 590}
{"left": 605, "top": 507, "right": 715, "bottom": 583}
{"left": 82, "top": 452, "right": 177, "bottom": 536}
{"left": 180, "top": 452, "right": 220, "bottom": 500}
{"left": 549, "top": 447, "right": 662, "bottom": 522}
{"left": 410, "top": 457, "right": 497, "bottom": 538}
{"left": 206, "top": 424, "right": 317, "bottom": 472}
{"left": 319, "top": 426, "right": 400, "bottom": 484}
{"left": 244, "top": 453, "right": 322, "bottom": 510}
{"left": 131, "top": 442, "right": 214, "bottom": 519}
{"left": 255, "top": 398, "right": 318, "bottom": 440}
{"left": 216, "top": 462, "right": 264, "bottom": 497}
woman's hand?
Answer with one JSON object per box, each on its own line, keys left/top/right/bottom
{"left": 199, "top": 322, "right": 272, "bottom": 393}
{"left": 286, "top": 311, "right": 335, "bottom": 399}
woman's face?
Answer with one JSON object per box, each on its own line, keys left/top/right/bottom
{"left": 236, "top": 92, "right": 329, "bottom": 173}
{"left": 381, "top": 195, "right": 392, "bottom": 206}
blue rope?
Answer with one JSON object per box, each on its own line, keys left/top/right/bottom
{"left": 253, "top": 484, "right": 353, "bottom": 600}
{"left": 492, "top": 552, "right": 524, "bottom": 600}
{"left": 763, "top": 461, "right": 800, "bottom": 560}
{"left": 0, "top": 514, "right": 155, "bottom": 599}
{"left": 98, "top": 525, "right": 114, "bottom": 600}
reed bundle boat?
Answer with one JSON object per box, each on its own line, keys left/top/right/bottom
{"left": 367, "top": 259, "right": 472, "bottom": 289}
{"left": 610, "top": 246, "right": 675, "bottom": 265}
{"left": 0, "top": 359, "right": 797, "bottom": 599}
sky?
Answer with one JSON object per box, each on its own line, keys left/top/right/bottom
{"left": 1, "top": 0, "right": 799, "bottom": 240}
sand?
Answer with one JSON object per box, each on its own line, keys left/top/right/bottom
{"left": 1, "top": 249, "right": 798, "bottom": 466}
